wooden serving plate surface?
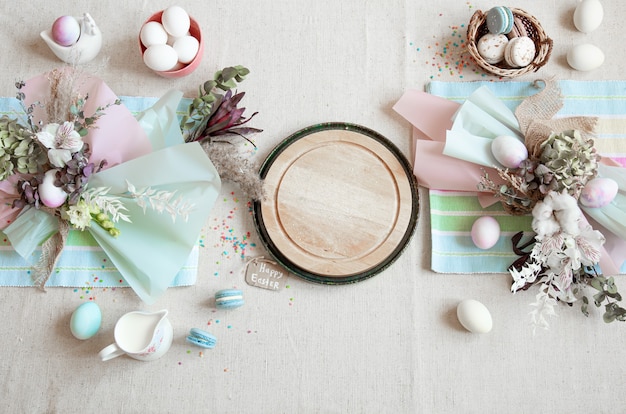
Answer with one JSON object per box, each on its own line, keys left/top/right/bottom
{"left": 253, "top": 123, "right": 418, "bottom": 284}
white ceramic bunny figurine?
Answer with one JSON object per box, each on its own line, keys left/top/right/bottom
{"left": 40, "top": 13, "right": 102, "bottom": 64}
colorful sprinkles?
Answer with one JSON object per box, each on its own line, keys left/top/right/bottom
{"left": 409, "top": 2, "right": 486, "bottom": 79}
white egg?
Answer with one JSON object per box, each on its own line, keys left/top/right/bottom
{"left": 471, "top": 216, "right": 500, "bottom": 250}
{"left": 580, "top": 177, "right": 619, "bottom": 208}
{"left": 457, "top": 299, "right": 493, "bottom": 333}
{"left": 567, "top": 44, "right": 604, "bottom": 71}
{"left": 167, "top": 32, "right": 190, "bottom": 46}
{"left": 161, "top": 6, "right": 191, "bottom": 37}
{"left": 143, "top": 44, "right": 179, "bottom": 72}
{"left": 573, "top": 0, "right": 604, "bottom": 33}
{"left": 39, "top": 169, "right": 67, "bottom": 208}
{"left": 51, "top": 15, "right": 81, "bottom": 47}
{"left": 173, "top": 35, "right": 199, "bottom": 64}
{"left": 140, "top": 21, "right": 168, "bottom": 47}
{"left": 491, "top": 135, "right": 528, "bottom": 169}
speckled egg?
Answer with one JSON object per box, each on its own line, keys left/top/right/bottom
{"left": 70, "top": 302, "right": 102, "bottom": 340}
{"left": 471, "top": 216, "right": 500, "bottom": 250}
{"left": 491, "top": 135, "right": 528, "bottom": 169}
{"left": 580, "top": 177, "right": 619, "bottom": 208}
{"left": 457, "top": 299, "right": 493, "bottom": 333}
{"left": 51, "top": 15, "right": 81, "bottom": 47}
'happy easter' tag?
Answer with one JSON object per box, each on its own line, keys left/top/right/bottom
{"left": 244, "top": 257, "right": 289, "bottom": 291}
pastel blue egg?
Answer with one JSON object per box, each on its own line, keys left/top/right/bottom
{"left": 70, "top": 302, "right": 102, "bottom": 340}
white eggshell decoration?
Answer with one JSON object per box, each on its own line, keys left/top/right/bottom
{"left": 491, "top": 135, "right": 528, "bottom": 168}
{"left": 580, "top": 177, "right": 619, "bottom": 208}
{"left": 39, "top": 169, "right": 68, "bottom": 208}
{"left": 143, "top": 44, "right": 179, "bottom": 71}
{"left": 70, "top": 302, "right": 102, "bottom": 340}
{"left": 51, "top": 15, "right": 81, "bottom": 46}
{"left": 457, "top": 299, "right": 493, "bottom": 333}
{"left": 573, "top": 0, "right": 604, "bottom": 33}
{"left": 471, "top": 216, "right": 500, "bottom": 250}
{"left": 161, "top": 6, "right": 190, "bottom": 38}
{"left": 140, "top": 21, "right": 168, "bottom": 47}
{"left": 567, "top": 44, "right": 604, "bottom": 71}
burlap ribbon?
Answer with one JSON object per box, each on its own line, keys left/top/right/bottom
{"left": 31, "top": 218, "right": 69, "bottom": 290}
{"left": 514, "top": 78, "right": 598, "bottom": 157}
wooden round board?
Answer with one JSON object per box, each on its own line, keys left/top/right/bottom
{"left": 253, "top": 123, "right": 419, "bottom": 284}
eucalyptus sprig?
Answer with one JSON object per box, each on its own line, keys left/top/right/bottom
{"left": 180, "top": 65, "right": 261, "bottom": 144}
{"left": 579, "top": 273, "right": 626, "bottom": 323}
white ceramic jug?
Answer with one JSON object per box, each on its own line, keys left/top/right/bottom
{"left": 99, "top": 309, "right": 173, "bottom": 362}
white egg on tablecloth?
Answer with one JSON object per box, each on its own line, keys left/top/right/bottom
{"left": 567, "top": 44, "right": 604, "bottom": 71}
{"left": 457, "top": 299, "right": 493, "bottom": 333}
{"left": 573, "top": 0, "right": 604, "bottom": 33}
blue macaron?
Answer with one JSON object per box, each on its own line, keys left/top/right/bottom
{"left": 215, "top": 289, "right": 244, "bottom": 309}
{"left": 186, "top": 328, "right": 217, "bottom": 349}
{"left": 486, "top": 6, "right": 514, "bottom": 35}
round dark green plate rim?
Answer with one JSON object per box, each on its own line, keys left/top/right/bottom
{"left": 252, "top": 122, "right": 419, "bottom": 285}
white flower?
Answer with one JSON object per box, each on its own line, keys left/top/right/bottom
{"left": 60, "top": 200, "right": 92, "bottom": 230}
{"left": 36, "top": 121, "right": 84, "bottom": 167}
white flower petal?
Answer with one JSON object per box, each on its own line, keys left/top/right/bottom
{"left": 35, "top": 128, "right": 57, "bottom": 149}
{"left": 48, "top": 148, "right": 72, "bottom": 168}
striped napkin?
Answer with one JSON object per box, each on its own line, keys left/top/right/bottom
{"left": 426, "top": 80, "right": 626, "bottom": 274}
{"left": 0, "top": 96, "right": 199, "bottom": 287}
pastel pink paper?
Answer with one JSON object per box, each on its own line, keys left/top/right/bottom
{"left": 0, "top": 177, "right": 20, "bottom": 229}
{"left": 393, "top": 89, "right": 458, "bottom": 142}
{"left": 413, "top": 139, "right": 499, "bottom": 191}
{"left": 395, "top": 89, "right": 504, "bottom": 205}
{"left": 21, "top": 71, "right": 152, "bottom": 168}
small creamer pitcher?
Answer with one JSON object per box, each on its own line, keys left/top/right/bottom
{"left": 99, "top": 309, "right": 173, "bottom": 362}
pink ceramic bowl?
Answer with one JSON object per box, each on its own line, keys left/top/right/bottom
{"left": 139, "top": 10, "right": 204, "bottom": 78}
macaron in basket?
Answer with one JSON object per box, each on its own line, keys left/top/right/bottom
{"left": 467, "top": 6, "right": 553, "bottom": 77}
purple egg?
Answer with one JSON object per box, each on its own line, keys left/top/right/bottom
{"left": 51, "top": 16, "right": 81, "bottom": 46}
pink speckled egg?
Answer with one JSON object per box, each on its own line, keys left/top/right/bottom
{"left": 51, "top": 15, "right": 81, "bottom": 47}
{"left": 471, "top": 216, "right": 500, "bottom": 250}
{"left": 580, "top": 177, "right": 618, "bottom": 208}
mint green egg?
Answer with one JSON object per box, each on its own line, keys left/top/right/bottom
{"left": 70, "top": 302, "right": 102, "bottom": 340}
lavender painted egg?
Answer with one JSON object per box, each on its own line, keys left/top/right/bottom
{"left": 471, "top": 216, "right": 500, "bottom": 250}
{"left": 580, "top": 177, "right": 618, "bottom": 208}
{"left": 51, "top": 16, "right": 81, "bottom": 47}
{"left": 491, "top": 135, "right": 528, "bottom": 169}
{"left": 39, "top": 169, "right": 68, "bottom": 208}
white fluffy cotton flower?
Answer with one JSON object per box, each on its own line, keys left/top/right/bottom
{"left": 531, "top": 191, "right": 582, "bottom": 238}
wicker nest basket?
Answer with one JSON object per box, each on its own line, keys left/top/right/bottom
{"left": 466, "top": 8, "right": 553, "bottom": 78}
